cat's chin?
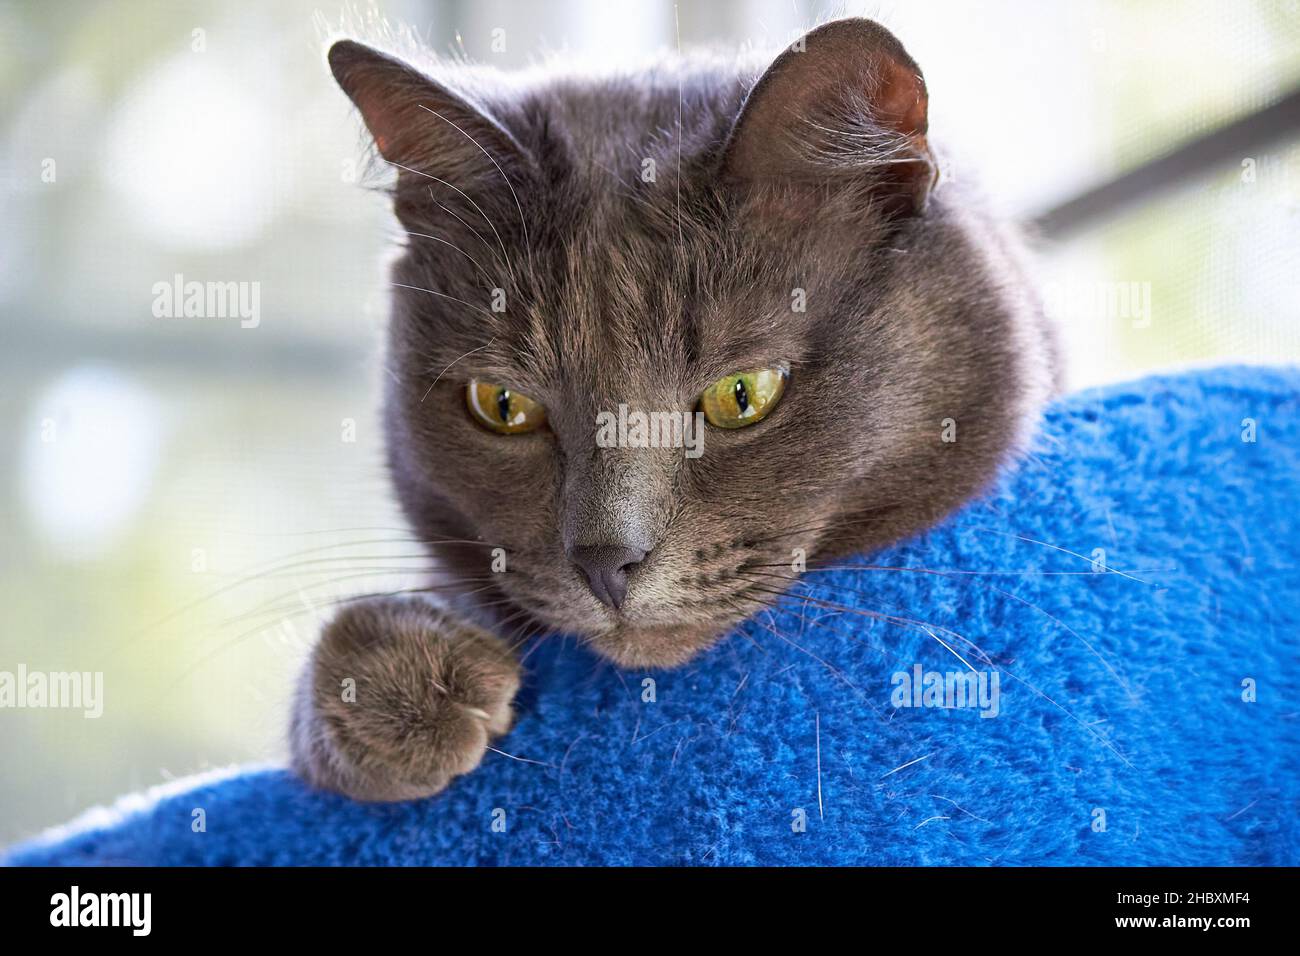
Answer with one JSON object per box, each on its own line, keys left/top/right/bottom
{"left": 583, "top": 621, "right": 728, "bottom": 670}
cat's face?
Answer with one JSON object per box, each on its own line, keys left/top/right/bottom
{"left": 331, "top": 19, "right": 1055, "bottom": 667}
{"left": 389, "top": 187, "right": 900, "bottom": 667}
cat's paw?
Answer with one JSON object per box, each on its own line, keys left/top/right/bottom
{"left": 290, "top": 597, "right": 521, "bottom": 802}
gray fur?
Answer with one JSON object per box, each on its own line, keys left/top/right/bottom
{"left": 292, "top": 19, "right": 1061, "bottom": 801}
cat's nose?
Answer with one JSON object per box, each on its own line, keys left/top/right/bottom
{"left": 568, "top": 544, "right": 647, "bottom": 610}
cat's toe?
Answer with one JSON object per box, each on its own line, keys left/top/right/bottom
{"left": 291, "top": 597, "right": 521, "bottom": 802}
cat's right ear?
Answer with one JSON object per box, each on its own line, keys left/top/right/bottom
{"left": 327, "top": 40, "right": 528, "bottom": 183}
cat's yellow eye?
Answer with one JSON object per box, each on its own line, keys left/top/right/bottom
{"left": 465, "top": 379, "right": 547, "bottom": 434}
{"left": 699, "top": 366, "right": 788, "bottom": 429}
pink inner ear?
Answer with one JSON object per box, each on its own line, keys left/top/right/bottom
{"left": 374, "top": 131, "right": 393, "bottom": 155}
{"left": 873, "top": 58, "right": 929, "bottom": 139}
{"left": 329, "top": 40, "right": 527, "bottom": 174}
{"left": 722, "top": 19, "right": 938, "bottom": 212}
{"left": 351, "top": 80, "right": 415, "bottom": 166}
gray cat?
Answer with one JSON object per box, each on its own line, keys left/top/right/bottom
{"left": 291, "top": 18, "right": 1061, "bottom": 801}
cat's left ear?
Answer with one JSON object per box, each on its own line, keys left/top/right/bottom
{"left": 721, "top": 18, "right": 938, "bottom": 215}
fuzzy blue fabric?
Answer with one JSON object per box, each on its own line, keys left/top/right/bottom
{"left": 7, "top": 366, "right": 1298, "bottom": 866}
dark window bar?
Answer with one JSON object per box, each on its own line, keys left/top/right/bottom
{"left": 1031, "top": 85, "right": 1300, "bottom": 239}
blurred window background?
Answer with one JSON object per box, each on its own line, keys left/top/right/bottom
{"left": 1, "top": 0, "right": 1297, "bottom": 841}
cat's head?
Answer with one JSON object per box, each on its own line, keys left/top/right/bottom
{"left": 329, "top": 18, "right": 1054, "bottom": 667}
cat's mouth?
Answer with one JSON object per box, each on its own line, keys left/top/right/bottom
{"left": 483, "top": 569, "right": 758, "bottom": 668}
{"left": 512, "top": 555, "right": 788, "bottom": 668}
{"left": 579, "top": 619, "right": 733, "bottom": 669}
{"left": 521, "top": 579, "right": 767, "bottom": 669}
{"left": 451, "top": 536, "right": 804, "bottom": 669}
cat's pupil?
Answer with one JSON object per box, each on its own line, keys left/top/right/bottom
{"left": 733, "top": 378, "right": 749, "bottom": 414}
{"left": 497, "top": 389, "right": 512, "bottom": 422}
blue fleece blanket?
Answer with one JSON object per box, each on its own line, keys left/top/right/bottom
{"left": 7, "top": 366, "right": 1298, "bottom": 866}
